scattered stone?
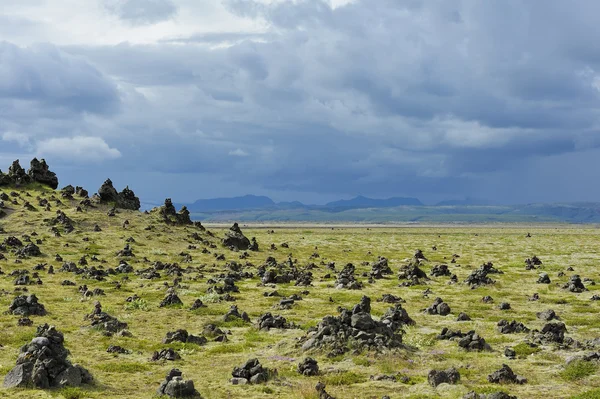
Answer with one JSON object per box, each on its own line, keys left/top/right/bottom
{"left": 151, "top": 348, "right": 181, "bottom": 361}
{"left": 487, "top": 364, "right": 527, "bottom": 384}
{"left": 563, "top": 275, "right": 586, "bottom": 292}
{"left": 428, "top": 367, "right": 460, "bottom": 387}
{"left": 298, "top": 357, "right": 319, "bottom": 376}
{"left": 231, "top": 358, "right": 272, "bottom": 385}
{"left": 497, "top": 320, "right": 530, "bottom": 334}
{"left": 163, "top": 329, "right": 207, "bottom": 346}
{"left": 156, "top": 369, "right": 201, "bottom": 398}
{"left": 425, "top": 297, "right": 451, "bottom": 316}
{"left": 437, "top": 328, "right": 492, "bottom": 351}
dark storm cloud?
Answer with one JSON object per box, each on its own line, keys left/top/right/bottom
{"left": 3, "top": 0, "right": 600, "bottom": 204}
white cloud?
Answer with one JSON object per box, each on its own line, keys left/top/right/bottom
{"left": 2, "top": 131, "right": 31, "bottom": 148}
{"left": 229, "top": 148, "right": 249, "bottom": 157}
{"left": 36, "top": 136, "right": 121, "bottom": 162}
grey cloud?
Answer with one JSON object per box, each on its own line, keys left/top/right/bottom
{"left": 102, "top": 0, "right": 178, "bottom": 25}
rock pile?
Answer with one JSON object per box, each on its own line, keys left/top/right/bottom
{"left": 464, "top": 262, "right": 502, "bottom": 288}
{"left": 156, "top": 198, "right": 192, "bottom": 225}
{"left": 231, "top": 358, "right": 272, "bottom": 385}
{"left": 563, "top": 275, "right": 586, "bottom": 292}
{"left": 257, "top": 313, "right": 292, "bottom": 330}
{"left": 8, "top": 294, "right": 47, "bottom": 316}
{"left": 428, "top": 367, "right": 460, "bottom": 387}
{"left": 297, "top": 358, "right": 319, "bottom": 376}
{"left": 487, "top": 364, "right": 527, "bottom": 384}
{"left": 530, "top": 322, "right": 567, "bottom": 344}
{"left": 430, "top": 264, "right": 451, "bottom": 277}
{"left": 497, "top": 320, "right": 530, "bottom": 334}
{"left": 369, "top": 257, "right": 392, "bottom": 279}
{"left": 398, "top": 262, "right": 428, "bottom": 286}
{"left": 3, "top": 324, "right": 92, "bottom": 389}
{"left": 163, "top": 329, "right": 207, "bottom": 346}
{"left": 525, "top": 256, "right": 542, "bottom": 270}
{"left": 28, "top": 159, "right": 59, "bottom": 189}
{"left": 299, "top": 296, "right": 413, "bottom": 356}
{"left": 335, "top": 263, "right": 363, "bottom": 289}
{"left": 437, "top": 328, "right": 491, "bottom": 351}
{"left": 463, "top": 392, "right": 517, "bottom": 399}
{"left": 425, "top": 297, "right": 451, "bottom": 316}
{"left": 223, "top": 305, "right": 251, "bottom": 322}
{"left": 160, "top": 291, "right": 183, "bottom": 307}
{"left": 85, "top": 301, "right": 128, "bottom": 336}
{"left": 97, "top": 179, "right": 140, "bottom": 210}
{"left": 156, "top": 369, "right": 201, "bottom": 398}
{"left": 223, "top": 223, "right": 251, "bottom": 250}
{"left": 537, "top": 272, "right": 551, "bottom": 284}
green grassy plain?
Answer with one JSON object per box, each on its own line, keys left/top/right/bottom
{"left": 1, "top": 186, "right": 600, "bottom": 398}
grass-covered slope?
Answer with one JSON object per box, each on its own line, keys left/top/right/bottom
{"left": 1, "top": 185, "right": 600, "bottom": 398}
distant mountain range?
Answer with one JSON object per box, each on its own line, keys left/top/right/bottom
{"left": 175, "top": 195, "right": 423, "bottom": 213}
{"left": 171, "top": 195, "right": 600, "bottom": 223}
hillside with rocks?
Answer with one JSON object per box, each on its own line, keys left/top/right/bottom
{"left": 1, "top": 159, "right": 600, "bottom": 398}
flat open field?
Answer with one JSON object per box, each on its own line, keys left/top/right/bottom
{"left": 1, "top": 186, "right": 600, "bottom": 398}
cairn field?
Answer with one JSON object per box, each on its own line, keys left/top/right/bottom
{"left": 2, "top": 184, "right": 600, "bottom": 398}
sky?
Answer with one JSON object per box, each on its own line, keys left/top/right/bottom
{"left": 1, "top": 0, "right": 600, "bottom": 205}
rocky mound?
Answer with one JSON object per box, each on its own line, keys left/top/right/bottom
{"left": 428, "top": 367, "right": 460, "bottom": 387}
{"left": 3, "top": 324, "right": 92, "bottom": 389}
{"left": 85, "top": 301, "right": 128, "bottom": 336}
{"left": 425, "top": 297, "right": 451, "bottom": 316}
{"left": 437, "top": 328, "right": 491, "bottom": 351}
{"left": 156, "top": 198, "right": 192, "bottom": 225}
{"left": 299, "top": 296, "right": 413, "bottom": 356}
{"left": 487, "top": 364, "right": 527, "bottom": 384}
{"left": 298, "top": 357, "right": 319, "bottom": 376}
{"left": 163, "top": 329, "right": 207, "bottom": 346}
{"left": 157, "top": 369, "right": 201, "bottom": 398}
{"left": 231, "top": 358, "right": 273, "bottom": 385}
{"left": 97, "top": 179, "right": 140, "bottom": 210}
{"left": 497, "top": 320, "right": 529, "bottom": 334}
{"left": 223, "top": 223, "right": 251, "bottom": 250}
{"left": 8, "top": 294, "right": 47, "bottom": 316}
{"left": 464, "top": 262, "right": 502, "bottom": 288}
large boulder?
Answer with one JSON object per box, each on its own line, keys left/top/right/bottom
{"left": 27, "top": 158, "right": 58, "bottom": 189}
{"left": 3, "top": 324, "right": 92, "bottom": 389}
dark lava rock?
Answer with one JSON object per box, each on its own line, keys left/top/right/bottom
{"left": 28, "top": 159, "right": 58, "bottom": 189}
{"left": 156, "top": 369, "right": 201, "bottom": 398}
{"left": 223, "top": 305, "right": 251, "bottom": 323}
{"left": 298, "top": 357, "right": 319, "bottom": 376}
{"left": 85, "top": 302, "right": 128, "bottom": 336}
{"left": 335, "top": 263, "right": 363, "bottom": 289}
{"left": 537, "top": 272, "right": 551, "bottom": 284}
{"left": 464, "top": 262, "right": 501, "bottom": 288}
{"left": 536, "top": 309, "right": 557, "bottom": 321}
{"left": 457, "top": 312, "right": 471, "bottom": 321}
{"left": 563, "top": 275, "right": 586, "bottom": 292}
{"left": 97, "top": 179, "right": 140, "bottom": 210}
{"left": 487, "top": 364, "right": 527, "bottom": 384}
{"left": 3, "top": 324, "right": 92, "bottom": 389}
{"left": 428, "top": 367, "right": 460, "bottom": 387}
{"left": 107, "top": 345, "right": 130, "bottom": 354}
{"left": 425, "top": 297, "right": 451, "bottom": 316}
{"left": 151, "top": 348, "right": 181, "bottom": 361}
{"left": 231, "top": 358, "right": 272, "bottom": 385}
{"left": 463, "top": 391, "right": 517, "bottom": 399}
{"left": 316, "top": 381, "right": 335, "bottom": 399}
{"left": 7, "top": 160, "right": 31, "bottom": 185}
{"left": 531, "top": 322, "right": 567, "bottom": 344}
{"left": 498, "top": 302, "right": 511, "bottom": 310}
{"left": 398, "top": 262, "right": 428, "bottom": 286}
{"left": 525, "top": 256, "right": 542, "bottom": 270}
{"left": 223, "top": 223, "right": 251, "bottom": 250}
{"left": 190, "top": 299, "right": 205, "bottom": 310}
{"left": 16, "top": 243, "right": 41, "bottom": 257}
{"left": 8, "top": 294, "right": 46, "bottom": 316}
{"left": 156, "top": 198, "right": 192, "bottom": 225}
{"left": 430, "top": 264, "right": 451, "bottom": 277}
{"left": 497, "top": 320, "right": 530, "bottom": 334}
{"left": 370, "top": 256, "right": 392, "bottom": 279}
{"left": 257, "top": 313, "right": 292, "bottom": 330}
{"left": 504, "top": 347, "right": 516, "bottom": 359}
{"left": 163, "top": 329, "right": 207, "bottom": 346}
{"left": 160, "top": 291, "right": 183, "bottom": 307}
{"left": 437, "top": 328, "right": 491, "bottom": 351}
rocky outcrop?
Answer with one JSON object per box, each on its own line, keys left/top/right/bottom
{"left": 428, "top": 367, "right": 460, "bottom": 387}
{"left": 231, "top": 358, "right": 272, "bottom": 385}
{"left": 8, "top": 294, "right": 46, "bottom": 316}
{"left": 487, "top": 364, "right": 527, "bottom": 384}
{"left": 156, "top": 198, "right": 192, "bottom": 225}
{"left": 97, "top": 179, "right": 140, "bottom": 210}
{"left": 27, "top": 159, "right": 58, "bottom": 189}
{"left": 3, "top": 324, "right": 93, "bottom": 389}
